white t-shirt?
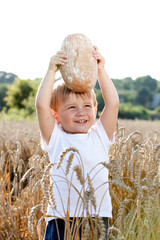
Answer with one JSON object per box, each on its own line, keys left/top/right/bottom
{"left": 41, "top": 119, "right": 114, "bottom": 222}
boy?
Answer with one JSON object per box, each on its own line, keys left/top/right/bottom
{"left": 36, "top": 46, "right": 119, "bottom": 239}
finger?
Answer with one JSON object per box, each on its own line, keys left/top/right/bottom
{"left": 50, "top": 57, "right": 67, "bottom": 67}
{"left": 93, "top": 46, "right": 99, "bottom": 52}
{"left": 53, "top": 55, "right": 68, "bottom": 63}
{"left": 56, "top": 59, "right": 68, "bottom": 66}
{"left": 56, "top": 51, "right": 68, "bottom": 59}
{"left": 54, "top": 55, "right": 67, "bottom": 61}
{"left": 55, "top": 60, "right": 67, "bottom": 66}
{"left": 92, "top": 48, "right": 100, "bottom": 58}
{"left": 94, "top": 53, "right": 102, "bottom": 60}
{"left": 93, "top": 45, "right": 98, "bottom": 50}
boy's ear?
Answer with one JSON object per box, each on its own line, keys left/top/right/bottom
{"left": 51, "top": 109, "right": 58, "bottom": 121}
{"left": 51, "top": 109, "right": 61, "bottom": 125}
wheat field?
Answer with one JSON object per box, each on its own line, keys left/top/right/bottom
{"left": 0, "top": 119, "right": 160, "bottom": 240}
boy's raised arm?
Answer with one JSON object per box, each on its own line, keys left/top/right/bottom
{"left": 93, "top": 46, "right": 119, "bottom": 140}
{"left": 35, "top": 51, "right": 68, "bottom": 144}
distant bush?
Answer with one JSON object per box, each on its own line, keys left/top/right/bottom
{"left": 118, "top": 103, "right": 150, "bottom": 120}
{"left": 0, "top": 84, "right": 8, "bottom": 110}
{"left": 96, "top": 89, "right": 104, "bottom": 113}
{"left": 5, "top": 78, "right": 36, "bottom": 109}
{"left": 0, "top": 108, "right": 36, "bottom": 121}
{"left": 155, "top": 105, "right": 160, "bottom": 113}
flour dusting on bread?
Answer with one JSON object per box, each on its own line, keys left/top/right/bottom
{"left": 59, "top": 33, "right": 97, "bottom": 92}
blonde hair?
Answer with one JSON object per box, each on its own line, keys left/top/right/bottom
{"left": 50, "top": 80, "right": 97, "bottom": 111}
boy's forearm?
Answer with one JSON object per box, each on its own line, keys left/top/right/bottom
{"left": 98, "top": 69, "right": 119, "bottom": 107}
{"left": 36, "top": 68, "right": 56, "bottom": 109}
{"left": 36, "top": 51, "right": 68, "bottom": 109}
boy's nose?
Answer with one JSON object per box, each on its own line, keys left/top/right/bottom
{"left": 76, "top": 107, "right": 85, "bottom": 116}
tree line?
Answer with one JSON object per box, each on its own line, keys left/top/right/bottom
{"left": 0, "top": 71, "right": 160, "bottom": 120}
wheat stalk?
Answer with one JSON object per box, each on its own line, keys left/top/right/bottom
{"left": 1, "top": 120, "right": 160, "bottom": 239}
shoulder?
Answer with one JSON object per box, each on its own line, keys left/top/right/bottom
{"left": 91, "top": 119, "right": 115, "bottom": 148}
{"left": 40, "top": 121, "right": 63, "bottom": 152}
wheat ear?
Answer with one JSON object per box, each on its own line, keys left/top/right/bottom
{"left": 28, "top": 204, "right": 41, "bottom": 233}
{"left": 87, "top": 174, "right": 96, "bottom": 211}
{"left": 57, "top": 147, "right": 79, "bottom": 170}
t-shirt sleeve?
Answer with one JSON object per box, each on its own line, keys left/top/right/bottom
{"left": 40, "top": 122, "right": 59, "bottom": 152}
{"left": 95, "top": 119, "right": 115, "bottom": 148}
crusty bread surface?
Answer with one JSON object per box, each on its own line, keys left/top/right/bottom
{"left": 59, "top": 33, "right": 97, "bottom": 92}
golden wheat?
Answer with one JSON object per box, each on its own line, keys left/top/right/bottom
{"left": 0, "top": 120, "right": 160, "bottom": 239}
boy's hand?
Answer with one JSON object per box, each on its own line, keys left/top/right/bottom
{"left": 48, "top": 51, "right": 68, "bottom": 72}
{"left": 92, "top": 46, "right": 105, "bottom": 70}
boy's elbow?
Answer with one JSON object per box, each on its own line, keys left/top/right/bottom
{"left": 111, "top": 96, "right": 119, "bottom": 109}
{"left": 35, "top": 97, "right": 40, "bottom": 109}
{"left": 116, "top": 97, "right": 119, "bottom": 108}
{"left": 35, "top": 97, "right": 46, "bottom": 111}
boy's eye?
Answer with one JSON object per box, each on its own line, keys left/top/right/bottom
{"left": 85, "top": 104, "right": 91, "bottom": 108}
{"left": 68, "top": 106, "right": 75, "bottom": 109}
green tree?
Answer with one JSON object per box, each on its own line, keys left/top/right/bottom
{"left": 156, "top": 81, "right": 160, "bottom": 93}
{"left": 134, "top": 75, "right": 157, "bottom": 92}
{"left": 118, "top": 89, "right": 136, "bottom": 104}
{"left": 135, "top": 87, "right": 153, "bottom": 108}
{"left": 96, "top": 89, "right": 104, "bottom": 114}
{"left": 5, "top": 78, "right": 34, "bottom": 109}
{"left": 118, "top": 103, "right": 150, "bottom": 120}
{"left": 133, "top": 76, "right": 158, "bottom": 108}
{"left": 112, "top": 79, "right": 124, "bottom": 91}
{"left": 0, "top": 84, "right": 8, "bottom": 110}
{"left": 155, "top": 105, "right": 160, "bottom": 114}
{"left": 95, "top": 80, "right": 100, "bottom": 90}
{"left": 122, "top": 77, "right": 134, "bottom": 90}
{"left": 22, "top": 95, "right": 36, "bottom": 115}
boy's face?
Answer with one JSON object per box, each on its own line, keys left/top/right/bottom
{"left": 55, "top": 93, "right": 96, "bottom": 134}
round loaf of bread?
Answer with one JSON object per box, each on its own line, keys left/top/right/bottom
{"left": 59, "top": 33, "right": 97, "bottom": 92}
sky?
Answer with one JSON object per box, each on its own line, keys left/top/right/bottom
{"left": 0, "top": 0, "right": 160, "bottom": 81}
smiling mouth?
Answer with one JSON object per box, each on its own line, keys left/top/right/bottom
{"left": 75, "top": 120, "right": 87, "bottom": 123}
